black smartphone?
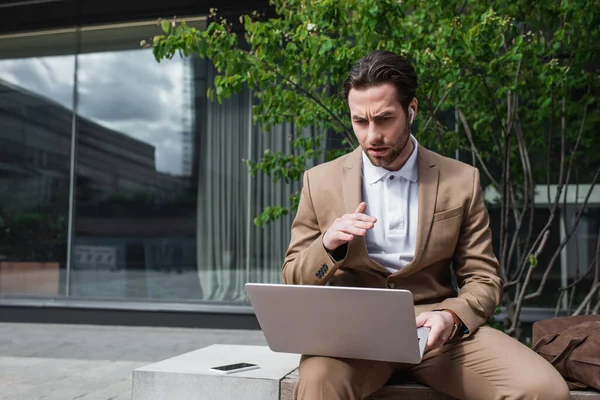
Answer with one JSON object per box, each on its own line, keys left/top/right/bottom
{"left": 209, "top": 362, "right": 260, "bottom": 374}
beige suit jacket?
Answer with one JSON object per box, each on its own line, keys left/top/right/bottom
{"left": 282, "top": 145, "right": 503, "bottom": 336}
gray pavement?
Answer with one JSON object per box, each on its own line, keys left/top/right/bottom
{"left": 0, "top": 322, "right": 267, "bottom": 400}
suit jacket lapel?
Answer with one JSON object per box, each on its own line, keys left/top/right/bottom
{"left": 413, "top": 146, "right": 439, "bottom": 265}
{"left": 394, "top": 146, "right": 439, "bottom": 276}
{"left": 341, "top": 147, "right": 363, "bottom": 214}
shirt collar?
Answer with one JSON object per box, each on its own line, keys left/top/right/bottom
{"left": 362, "top": 135, "right": 419, "bottom": 184}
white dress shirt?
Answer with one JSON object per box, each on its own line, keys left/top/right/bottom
{"left": 361, "top": 135, "right": 419, "bottom": 273}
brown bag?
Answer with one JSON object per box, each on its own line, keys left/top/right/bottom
{"left": 532, "top": 315, "right": 600, "bottom": 391}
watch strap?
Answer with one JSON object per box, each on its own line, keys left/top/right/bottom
{"left": 443, "top": 309, "right": 463, "bottom": 339}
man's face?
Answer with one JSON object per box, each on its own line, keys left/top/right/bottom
{"left": 348, "top": 83, "right": 416, "bottom": 170}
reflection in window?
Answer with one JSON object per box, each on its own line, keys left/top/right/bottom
{"left": 0, "top": 21, "right": 309, "bottom": 305}
{"left": 0, "top": 54, "right": 75, "bottom": 297}
{"left": 71, "top": 48, "right": 201, "bottom": 300}
{"left": 76, "top": 50, "right": 193, "bottom": 176}
{"left": 0, "top": 22, "right": 323, "bottom": 304}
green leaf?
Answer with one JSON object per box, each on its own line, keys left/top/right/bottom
{"left": 160, "top": 20, "right": 170, "bottom": 33}
{"left": 528, "top": 254, "right": 538, "bottom": 268}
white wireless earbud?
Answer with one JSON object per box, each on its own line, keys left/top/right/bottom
{"left": 409, "top": 108, "right": 414, "bottom": 124}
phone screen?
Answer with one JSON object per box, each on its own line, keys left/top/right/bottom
{"left": 211, "top": 362, "right": 257, "bottom": 371}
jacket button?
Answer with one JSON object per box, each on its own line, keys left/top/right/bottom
{"left": 387, "top": 282, "right": 396, "bottom": 289}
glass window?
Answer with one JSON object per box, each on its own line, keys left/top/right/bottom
{"left": 67, "top": 19, "right": 306, "bottom": 303}
{"left": 0, "top": 32, "right": 76, "bottom": 297}
{"left": 68, "top": 37, "right": 316, "bottom": 303}
{"left": 71, "top": 37, "right": 202, "bottom": 300}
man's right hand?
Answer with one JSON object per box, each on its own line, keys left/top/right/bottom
{"left": 322, "top": 202, "right": 376, "bottom": 251}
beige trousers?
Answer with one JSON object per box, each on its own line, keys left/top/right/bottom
{"left": 294, "top": 326, "right": 570, "bottom": 400}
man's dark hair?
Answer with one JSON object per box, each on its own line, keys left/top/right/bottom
{"left": 343, "top": 50, "right": 418, "bottom": 111}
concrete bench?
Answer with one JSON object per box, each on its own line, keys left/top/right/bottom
{"left": 132, "top": 344, "right": 600, "bottom": 400}
{"left": 132, "top": 344, "right": 300, "bottom": 400}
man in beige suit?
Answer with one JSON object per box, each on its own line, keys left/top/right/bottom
{"left": 282, "top": 50, "right": 570, "bottom": 400}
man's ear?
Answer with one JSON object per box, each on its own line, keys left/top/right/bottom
{"left": 408, "top": 97, "right": 418, "bottom": 124}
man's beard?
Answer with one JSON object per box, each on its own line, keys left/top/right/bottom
{"left": 364, "top": 127, "right": 411, "bottom": 169}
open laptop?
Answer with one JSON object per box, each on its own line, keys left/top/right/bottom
{"left": 245, "top": 283, "right": 430, "bottom": 364}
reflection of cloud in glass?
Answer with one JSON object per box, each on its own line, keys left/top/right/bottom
{"left": 102, "top": 119, "right": 185, "bottom": 177}
{"left": 78, "top": 49, "right": 189, "bottom": 176}
{"left": 0, "top": 56, "right": 75, "bottom": 110}
{"left": 0, "top": 49, "right": 192, "bottom": 176}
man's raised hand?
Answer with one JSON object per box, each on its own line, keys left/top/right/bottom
{"left": 322, "top": 202, "right": 376, "bottom": 251}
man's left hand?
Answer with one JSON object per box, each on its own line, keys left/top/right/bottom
{"left": 416, "top": 311, "right": 454, "bottom": 353}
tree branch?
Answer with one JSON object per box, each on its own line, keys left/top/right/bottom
{"left": 593, "top": 297, "right": 600, "bottom": 314}
{"left": 479, "top": 73, "right": 509, "bottom": 138}
{"left": 506, "top": 229, "right": 550, "bottom": 335}
{"left": 272, "top": 68, "right": 355, "bottom": 145}
{"left": 572, "top": 283, "right": 600, "bottom": 316}
{"left": 516, "top": 121, "right": 536, "bottom": 275}
{"left": 505, "top": 116, "right": 534, "bottom": 281}
{"left": 558, "top": 254, "right": 598, "bottom": 291}
{"left": 505, "top": 189, "right": 525, "bottom": 281}
{"left": 423, "top": 94, "right": 449, "bottom": 156}
{"left": 240, "top": 48, "right": 357, "bottom": 146}
{"left": 595, "top": 230, "right": 600, "bottom": 285}
{"left": 568, "top": 283, "right": 577, "bottom": 315}
{"left": 499, "top": 125, "right": 512, "bottom": 284}
{"left": 525, "top": 166, "right": 600, "bottom": 300}
{"left": 547, "top": 86, "right": 554, "bottom": 207}
{"left": 457, "top": 109, "right": 499, "bottom": 188}
{"left": 517, "top": 82, "right": 591, "bottom": 296}
{"left": 502, "top": 50, "right": 526, "bottom": 282}
{"left": 423, "top": 88, "right": 451, "bottom": 133}
{"left": 554, "top": 289, "right": 567, "bottom": 317}
{"left": 506, "top": 84, "right": 590, "bottom": 292}
{"left": 511, "top": 93, "right": 569, "bottom": 281}
{"left": 506, "top": 56, "right": 522, "bottom": 136}
{"left": 525, "top": 0, "right": 543, "bottom": 21}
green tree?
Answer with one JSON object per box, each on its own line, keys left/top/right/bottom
{"left": 149, "top": 0, "right": 600, "bottom": 336}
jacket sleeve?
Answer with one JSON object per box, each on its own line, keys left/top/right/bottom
{"left": 435, "top": 168, "right": 504, "bottom": 336}
{"left": 282, "top": 170, "right": 346, "bottom": 285}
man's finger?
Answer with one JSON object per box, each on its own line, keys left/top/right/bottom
{"left": 425, "top": 333, "right": 438, "bottom": 352}
{"left": 415, "top": 313, "right": 428, "bottom": 327}
{"left": 340, "top": 225, "right": 368, "bottom": 237}
{"left": 354, "top": 202, "right": 367, "bottom": 214}
{"left": 426, "top": 325, "right": 443, "bottom": 351}
{"left": 348, "top": 220, "right": 375, "bottom": 230}
{"left": 335, "top": 231, "right": 354, "bottom": 242}
{"left": 343, "top": 213, "right": 377, "bottom": 222}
